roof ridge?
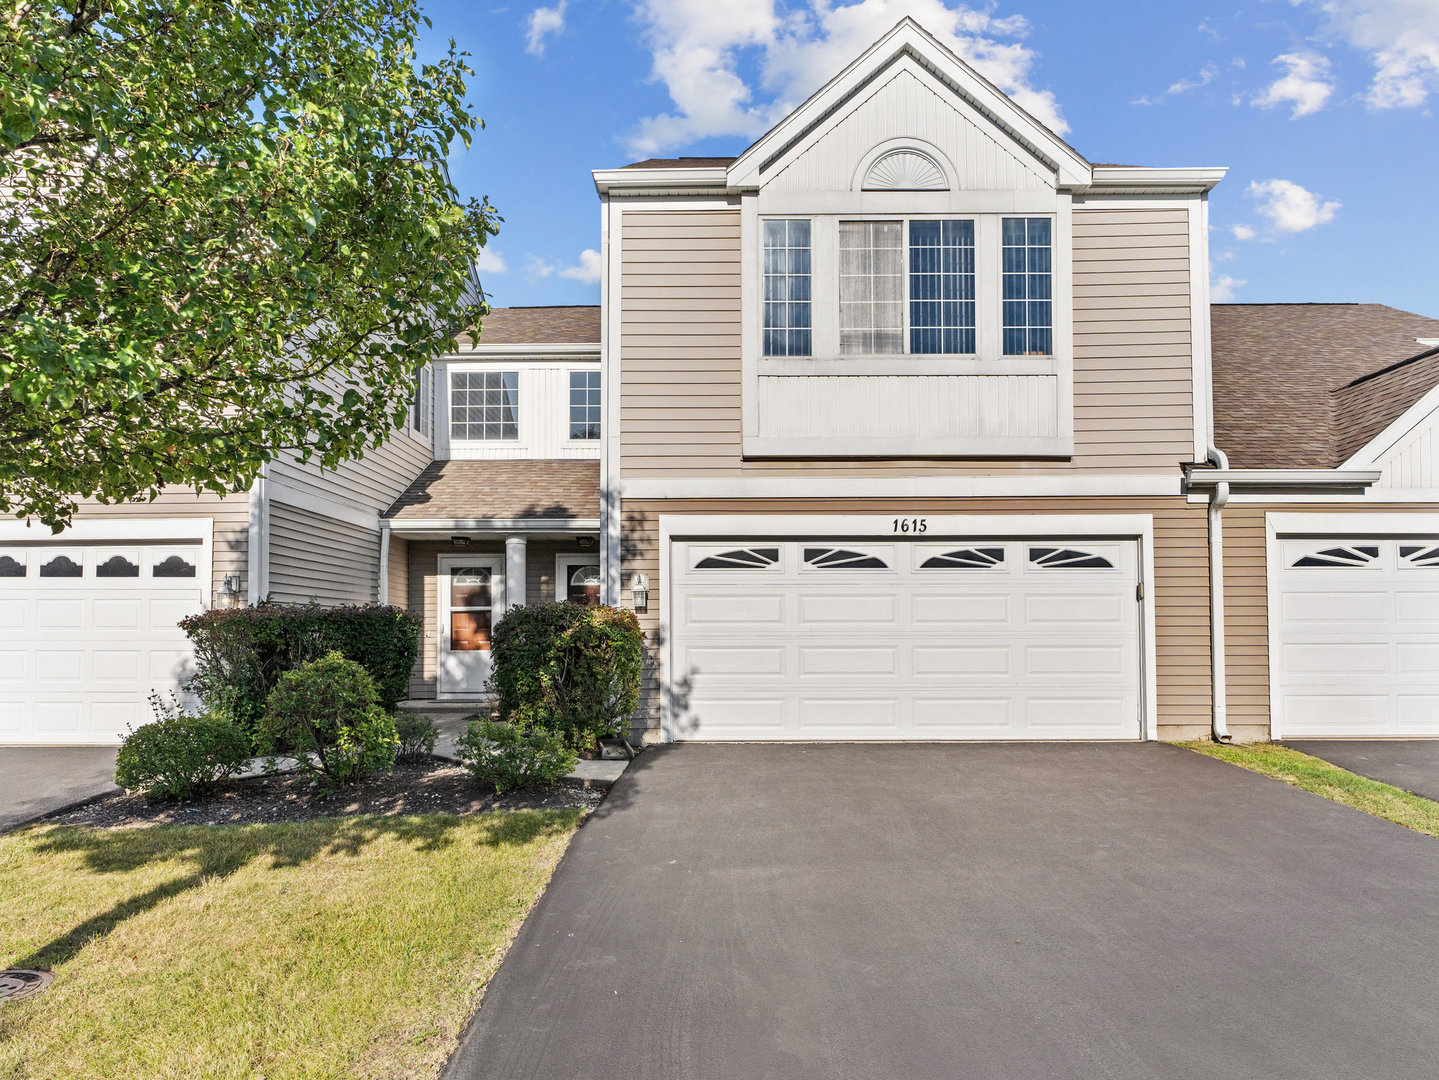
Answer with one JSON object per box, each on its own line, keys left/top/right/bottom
{"left": 1336, "top": 343, "right": 1439, "bottom": 391}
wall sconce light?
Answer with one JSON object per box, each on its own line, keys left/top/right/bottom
{"left": 214, "top": 574, "right": 242, "bottom": 610}
{"left": 631, "top": 573, "right": 648, "bottom": 612}
{"left": 450, "top": 535, "right": 471, "bottom": 548}
{"left": 577, "top": 535, "right": 597, "bottom": 550}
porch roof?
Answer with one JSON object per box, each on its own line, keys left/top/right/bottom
{"left": 384, "top": 459, "right": 600, "bottom": 523}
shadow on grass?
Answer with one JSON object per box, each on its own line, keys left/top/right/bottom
{"left": 7, "top": 810, "right": 577, "bottom": 973}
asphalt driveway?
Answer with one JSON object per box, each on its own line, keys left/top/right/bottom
{"left": 0, "top": 746, "right": 118, "bottom": 834}
{"left": 1286, "top": 740, "right": 1439, "bottom": 802}
{"left": 445, "top": 743, "right": 1439, "bottom": 1080}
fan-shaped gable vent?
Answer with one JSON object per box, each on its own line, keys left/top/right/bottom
{"left": 862, "top": 149, "right": 948, "bottom": 191}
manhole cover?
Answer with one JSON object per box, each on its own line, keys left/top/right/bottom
{"left": 0, "top": 970, "right": 52, "bottom": 1003}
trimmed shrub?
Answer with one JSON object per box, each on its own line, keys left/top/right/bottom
{"left": 114, "top": 694, "right": 251, "bottom": 800}
{"left": 395, "top": 712, "right": 438, "bottom": 762}
{"left": 180, "top": 603, "right": 420, "bottom": 738}
{"left": 488, "top": 603, "right": 643, "bottom": 753}
{"left": 456, "top": 718, "right": 576, "bottom": 794}
{"left": 257, "top": 651, "right": 399, "bottom": 783}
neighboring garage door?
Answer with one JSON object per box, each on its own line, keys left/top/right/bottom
{"left": 0, "top": 538, "right": 210, "bottom": 744}
{"left": 668, "top": 538, "right": 1142, "bottom": 740}
{"left": 1273, "top": 538, "right": 1439, "bottom": 737}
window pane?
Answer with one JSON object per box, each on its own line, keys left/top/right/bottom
{"left": 762, "top": 219, "right": 812, "bottom": 357}
{"left": 1002, "top": 217, "right": 1053, "bottom": 356}
{"left": 910, "top": 219, "right": 975, "bottom": 354}
{"left": 839, "top": 221, "right": 903, "bottom": 354}
{"left": 450, "top": 610, "right": 491, "bottom": 651}
{"left": 569, "top": 370, "right": 602, "bottom": 439}
{"left": 451, "top": 371, "right": 520, "bottom": 440}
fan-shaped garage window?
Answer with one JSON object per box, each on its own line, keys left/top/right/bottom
{"left": 96, "top": 555, "right": 140, "bottom": 578}
{"left": 1291, "top": 545, "right": 1379, "bottom": 568}
{"left": 0, "top": 555, "right": 25, "bottom": 577}
{"left": 1399, "top": 545, "right": 1439, "bottom": 567}
{"left": 39, "top": 555, "right": 83, "bottom": 578}
{"left": 694, "top": 548, "right": 780, "bottom": 569}
{"left": 804, "top": 548, "right": 889, "bottom": 569}
{"left": 920, "top": 547, "right": 1004, "bottom": 569}
{"left": 1029, "top": 547, "right": 1114, "bottom": 570}
{"left": 152, "top": 554, "right": 197, "bottom": 578}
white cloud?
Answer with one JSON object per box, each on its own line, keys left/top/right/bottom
{"left": 476, "top": 247, "right": 508, "bottom": 274}
{"left": 1248, "top": 178, "right": 1340, "bottom": 233}
{"left": 558, "top": 248, "right": 603, "bottom": 285}
{"left": 525, "top": 0, "right": 567, "bottom": 57}
{"left": 1211, "top": 274, "right": 1245, "bottom": 302}
{"left": 626, "top": 1, "right": 1067, "bottom": 157}
{"left": 1252, "top": 52, "right": 1334, "bottom": 117}
{"left": 1231, "top": 224, "right": 1257, "bottom": 241}
{"left": 1135, "top": 62, "right": 1220, "bottom": 105}
{"left": 1299, "top": 0, "right": 1439, "bottom": 109}
{"left": 523, "top": 254, "right": 556, "bottom": 278}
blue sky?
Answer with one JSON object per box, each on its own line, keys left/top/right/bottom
{"left": 417, "top": 0, "right": 1439, "bottom": 318}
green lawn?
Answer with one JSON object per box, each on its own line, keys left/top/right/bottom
{"left": 1185, "top": 741, "right": 1439, "bottom": 839}
{"left": 0, "top": 810, "right": 582, "bottom": 1080}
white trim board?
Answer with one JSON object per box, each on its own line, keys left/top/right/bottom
{"left": 656, "top": 512, "right": 1159, "bottom": 743}
{"left": 620, "top": 475, "right": 1183, "bottom": 500}
{"left": 385, "top": 518, "right": 601, "bottom": 536}
{"left": 265, "top": 482, "right": 381, "bottom": 531}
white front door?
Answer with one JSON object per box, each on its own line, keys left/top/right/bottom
{"left": 437, "top": 555, "right": 505, "bottom": 699}
{"left": 1273, "top": 538, "right": 1439, "bottom": 737}
{"left": 668, "top": 538, "right": 1143, "bottom": 741}
{"left": 0, "top": 539, "right": 210, "bottom": 744}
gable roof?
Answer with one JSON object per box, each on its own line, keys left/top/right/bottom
{"left": 457, "top": 305, "right": 600, "bottom": 347}
{"left": 623, "top": 157, "right": 736, "bottom": 169}
{"left": 1211, "top": 303, "right": 1439, "bottom": 469}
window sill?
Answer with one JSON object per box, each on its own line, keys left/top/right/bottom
{"left": 758, "top": 355, "right": 1058, "bottom": 377}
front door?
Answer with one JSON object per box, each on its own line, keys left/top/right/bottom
{"left": 438, "top": 554, "right": 505, "bottom": 698}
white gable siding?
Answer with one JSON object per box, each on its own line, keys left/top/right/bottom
{"left": 765, "top": 66, "right": 1053, "bottom": 193}
{"left": 1372, "top": 404, "right": 1439, "bottom": 489}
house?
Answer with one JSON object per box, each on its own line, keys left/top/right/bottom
{"left": 3, "top": 18, "right": 1436, "bottom": 746}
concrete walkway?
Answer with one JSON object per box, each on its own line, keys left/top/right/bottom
{"left": 1286, "top": 740, "right": 1439, "bottom": 801}
{"left": 0, "top": 746, "right": 118, "bottom": 833}
{"left": 444, "top": 742, "right": 1439, "bottom": 1080}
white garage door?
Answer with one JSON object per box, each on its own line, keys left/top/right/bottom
{"left": 1274, "top": 538, "right": 1439, "bottom": 738}
{"left": 668, "top": 538, "right": 1142, "bottom": 740}
{"left": 0, "top": 540, "right": 210, "bottom": 744}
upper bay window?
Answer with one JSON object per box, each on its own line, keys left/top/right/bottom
{"left": 762, "top": 215, "right": 1050, "bottom": 361}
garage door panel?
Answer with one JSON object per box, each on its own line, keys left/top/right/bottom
{"left": 37, "top": 599, "right": 85, "bottom": 629}
{"left": 0, "top": 600, "right": 26, "bottom": 629}
{"left": 94, "top": 598, "right": 144, "bottom": 629}
{"left": 671, "top": 536, "right": 1142, "bottom": 741}
{"left": 1276, "top": 536, "right": 1439, "bottom": 737}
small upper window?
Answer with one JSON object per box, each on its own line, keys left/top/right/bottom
{"left": 762, "top": 219, "right": 812, "bottom": 358}
{"left": 0, "top": 554, "right": 25, "bottom": 577}
{"left": 1002, "top": 218, "right": 1052, "bottom": 356}
{"left": 1400, "top": 544, "right": 1439, "bottom": 568}
{"left": 569, "top": 370, "right": 602, "bottom": 440}
{"left": 451, "top": 370, "right": 519, "bottom": 441}
{"left": 694, "top": 547, "right": 780, "bottom": 570}
{"left": 804, "top": 547, "right": 889, "bottom": 570}
{"left": 410, "top": 365, "right": 433, "bottom": 437}
{"left": 1029, "top": 547, "right": 1114, "bottom": 570}
{"left": 39, "top": 555, "right": 82, "bottom": 578}
{"left": 1291, "top": 545, "right": 1379, "bottom": 568}
{"left": 921, "top": 547, "right": 1004, "bottom": 569}
{"left": 96, "top": 555, "right": 140, "bottom": 578}
{"left": 153, "top": 554, "right": 197, "bottom": 578}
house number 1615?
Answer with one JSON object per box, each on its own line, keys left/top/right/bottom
{"left": 892, "top": 517, "right": 928, "bottom": 533}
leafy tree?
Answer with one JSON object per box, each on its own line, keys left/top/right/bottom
{"left": 1, "top": 1, "right": 498, "bottom": 528}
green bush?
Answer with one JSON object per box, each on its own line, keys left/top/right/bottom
{"left": 257, "top": 651, "right": 399, "bottom": 783}
{"left": 114, "top": 694, "right": 252, "bottom": 800}
{"left": 394, "top": 712, "right": 438, "bottom": 762}
{"left": 488, "top": 603, "right": 643, "bottom": 753}
{"left": 180, "top": 603, "right": 420, "bottom": 739}
{"left": 455, "top": 718, "right": 576, "bottom": 794}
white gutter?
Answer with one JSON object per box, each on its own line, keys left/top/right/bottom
{"left": 1185, "top": 468, "right": 1381, "bottom": 488}
{"left": 1205, "top": 446, "right": 1232, "bottom": 743}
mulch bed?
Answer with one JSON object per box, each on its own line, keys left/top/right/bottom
{"left": 41, "top": 758, "right": 607, "bottom": 830}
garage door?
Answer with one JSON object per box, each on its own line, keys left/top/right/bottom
{"left": 668, "top": 538, "right": 1142, "bottom": 740}
{"left": 1274, "top": 538, "right": 1439, "bottom": 737}
{"left": 0, "top": 539, "right": 210, "bottom": 744}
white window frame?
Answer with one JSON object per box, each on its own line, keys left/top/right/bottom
{"left": 448, "top": 367, "right": 521, "bottom": 445}
{"left": 565, "top": 368, "right": 603, "bottom": 443}
{"left": 555, "top": 552, "right": 602, "bottom": 604}
{"left": 407, "top": 363, "right": 433, "bottom": 442}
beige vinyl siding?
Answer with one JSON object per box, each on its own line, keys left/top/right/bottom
{"left": 266, "top": 501, "right": 380, "bottom": 606}
{"left": 70, "top": 489, "right": 250, "bottom": 602}
{"left": 619, "top": 497, "right": 1211, "bottom": 741}
{"left": 619, "top": 205, "right": 1194, "bottom": 476}
{"left": 267, "top": 422, "right": 432, "bottom": 517}
{"left": 1221, "top": 502, "right": 1439, "bottom": 742}
{"left": 386, "top": 533, "right": 409, "bottom": 611}
{"left": 404, "top": 538, "right": 587, "bottom": 700}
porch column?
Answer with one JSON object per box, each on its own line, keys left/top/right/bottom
{"left": 504, "top": 535, "right": 527, "bottom": 612}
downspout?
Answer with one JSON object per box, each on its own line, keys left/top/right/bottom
{"left": 1205, "top": 445, "right": 1232, "bottom": 742}
{"left": 378, "top": 519, "right": 390, "bottom": 605}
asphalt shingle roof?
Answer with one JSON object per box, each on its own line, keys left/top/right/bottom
{"left": 384, "top": 460, "right": 600, "bottom": 521}
{"left": 458, "top": 306, "right": 600, "bottom": 347}
{"left": 1211, "top": 303, "right": 1439, "bottom": 469}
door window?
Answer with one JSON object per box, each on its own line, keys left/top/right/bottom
{"left": 449, "top": 567, "right": 494, "bottom": 651}
{"left": 566, "top": 564, "right": 602, "bottom": 606}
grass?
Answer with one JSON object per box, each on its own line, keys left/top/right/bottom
{"left": 1185, "top": 741, "right": 1439, "bottom": 839}
{"left": 0, "top": 810, "right": 582, "bottom": 1080}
